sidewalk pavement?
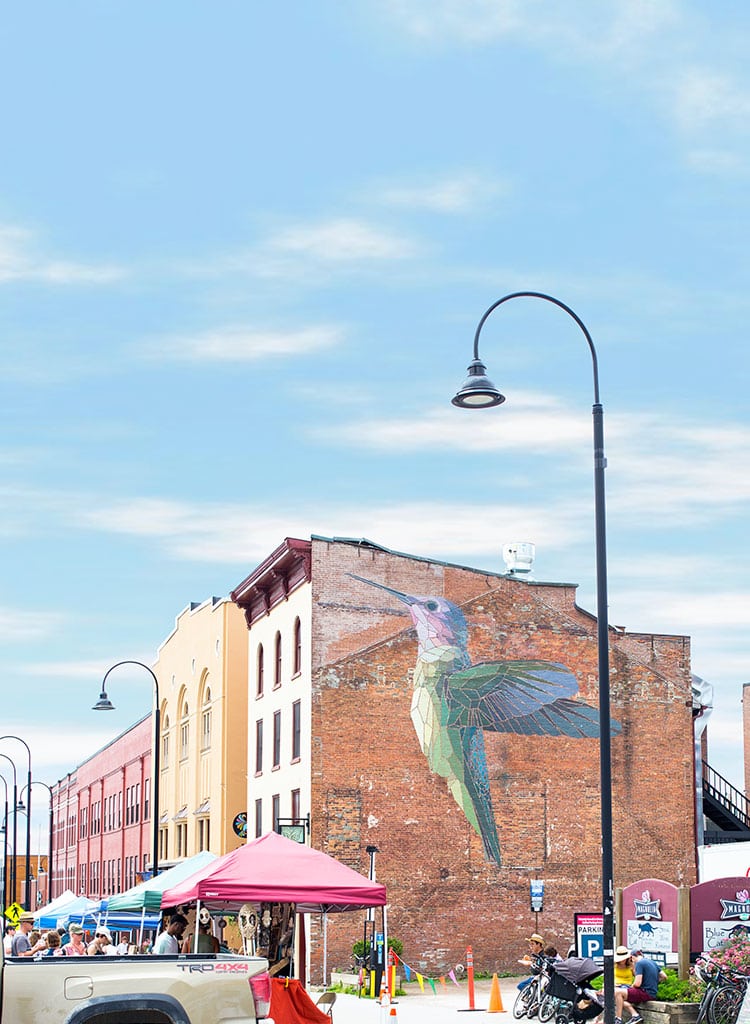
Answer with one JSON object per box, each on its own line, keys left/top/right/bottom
{"left": 308, "top": 975, "right": 523, "bottom": 1024}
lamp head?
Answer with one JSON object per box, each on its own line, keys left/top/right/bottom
{"left": 92, "top": 690, "right": 115, "bottom": 711}
{"left": 451, "top": 358, "right": 505, "bottom": 408}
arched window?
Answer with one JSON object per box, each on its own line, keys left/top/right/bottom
{"left": 180, "top": 701, "right": 189, "bottom": 760}
{"left": 201, "top": 686, "right": 212, "bottom": 750}
{"left": 293, "top": 618, "right": 302, "bottom": 676}
{"left": 256, "top": 644, "right": 264, "bottom": 698}
{"left": 162, "top": 714, "right": 170, "bottom": 768}
{"left": 274, "top": 631, "right": 282, "bottom": 688}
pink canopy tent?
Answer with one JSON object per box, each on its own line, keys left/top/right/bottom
{"left": 161, "top": 831, "right": 386, "bottom": 913}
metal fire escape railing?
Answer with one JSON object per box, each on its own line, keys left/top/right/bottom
{"left": 702, "top": 760, "right": 750, "bottom": 833}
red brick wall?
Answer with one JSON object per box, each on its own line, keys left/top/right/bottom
{"left": 308, "top": 540, "right": 695, "bottom": 979}
{"left": 52, "top": 716, "right": 152, "bottom": 898}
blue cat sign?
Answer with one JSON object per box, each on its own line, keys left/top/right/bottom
{"left": 531, "top": 880, "right": 545, "bottom": 913}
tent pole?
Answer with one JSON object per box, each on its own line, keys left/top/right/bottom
{"left": 194, "top": 900, "right": 201, "bottom": 952}
{"left": 323, "top": 910, "right": 328, "bottom": 987}
{"left": 383, "top": 903, "right": 388, "bottom": 994}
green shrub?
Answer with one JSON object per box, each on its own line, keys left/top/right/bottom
{"left": 352, "top": 936, "right": 404, "bottom": 960}
{"left": 657, "top": 969, "right": 701, "bottom": 1003}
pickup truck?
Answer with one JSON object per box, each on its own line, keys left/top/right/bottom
{"left": 1, "top": 945, "right": 274, "bottom": 1023}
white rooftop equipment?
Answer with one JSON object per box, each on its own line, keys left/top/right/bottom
{"left": 502, "top": 542, "right": 536, "bottom": 578}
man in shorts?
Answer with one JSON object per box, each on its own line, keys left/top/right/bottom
{"left": 615, "top": 949, "right": 667, "bottom": 1024}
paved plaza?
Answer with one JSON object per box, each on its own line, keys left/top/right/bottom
{"left": 309, "top": 975, "right": 521, "bottom": 1024}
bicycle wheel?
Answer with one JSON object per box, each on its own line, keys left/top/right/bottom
{"left": 538, "top": 994, "right": 558, "bottom": 1022}
{"left": 514, "top": 988, "right": 530, "bottom": 1019}
{"left": 527, "top": 981, "right": 542, "bottom": 1019}
{"left": 696, "top": 989, "right": 715, "bottom": 1024}
{"left": 709, "top": 984, "right": 745, "bottom": 1024}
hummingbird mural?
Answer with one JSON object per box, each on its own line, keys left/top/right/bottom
{"left": 350, "top": 574, "right": 620, "bottom": 867}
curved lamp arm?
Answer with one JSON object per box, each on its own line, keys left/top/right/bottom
{"left": 93, "top": 660, "right": 161, "bottom": 879}
{"left": 452, "top": 290, "right": 614, "bottom": 1024}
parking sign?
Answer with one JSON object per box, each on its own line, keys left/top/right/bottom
{"left": 574, "top": 913, "right": 604, "bottom": 962}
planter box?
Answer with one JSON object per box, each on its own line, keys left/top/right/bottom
{"left": 641, "top": 1002, "right": 699, "bottom": 1024}
{"left": 330, "top": 971, "right": 402, "bottom": 990}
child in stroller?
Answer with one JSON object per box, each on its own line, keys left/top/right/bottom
{"left": 542, "top": 957, "right": 605, "bottom": 1024}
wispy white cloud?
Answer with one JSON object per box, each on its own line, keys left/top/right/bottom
{"left": 312, "top": 392, "right": 592, "bottom": 453}
{"left": 614, "top": 589, "right": 750, "bottom": 631}
{"left": 18, "top": 659, "right": 121, "bottom": 679}
{"left": 267, "top": 217, "right": 422, "bottom": 262}
{"left": 376, "top": 172, "right": 511, "bottom": 213}
{"left": 383, "top": 0, "right": 527, "bottom": 45}
{"left": 382, "top": 1, "right": 750, "bottom": 169}
{"left": 672, "top": 68, "right": 750, "bottom": 135}
{"left": 685, "top": 148, "right": 745, "bottom": 175}
{"left": 0, "top": 607, "right": 58, "bottom": 641}
{"left": 383, "top": 0, "right": 679, "bottom": 56}
{"left": 71, "top": 493, "right": 588, "bottom": 564}
{"left": 140, "top": 324, "right": 345, "bottom": 363}
{"left": 0, "top": 225, "right": 124, "bottom": 285}
{"left": 315, "top": 399, "right": 750, "bottom": 524}
{"left": 194, "top": 217, "right": 425, "bottom": 284}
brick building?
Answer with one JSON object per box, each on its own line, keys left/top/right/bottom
{"left": 51, "top": 715, "right": 153, "bottom": 899}
{"left": 232, "top": 535, "right": 697, "bottom": 980}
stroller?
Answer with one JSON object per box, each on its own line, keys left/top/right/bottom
{"left": 541, "top": 957, "right": 604, "bottom": 1024}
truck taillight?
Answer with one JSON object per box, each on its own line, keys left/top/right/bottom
{"left": 249, "top": 971, "right": 272, "bottom": 1019}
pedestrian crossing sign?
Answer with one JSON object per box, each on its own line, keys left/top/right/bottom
{"left": 4, "top": 902, "right": 23, "bottom": 925}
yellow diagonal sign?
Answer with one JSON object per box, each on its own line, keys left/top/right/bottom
{"left": 4, "top": 902, "right": 23, "bottom": 925}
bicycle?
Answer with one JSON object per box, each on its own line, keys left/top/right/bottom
{"left": 694, "top": 957, "right": 749, "bottom": 1024}
{"left": 514, "top": 954, "right": 551, "bottom": 1019}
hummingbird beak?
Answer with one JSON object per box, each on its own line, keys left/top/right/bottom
{"left": 348, "top": 573, "right": 416, "bottom": 605}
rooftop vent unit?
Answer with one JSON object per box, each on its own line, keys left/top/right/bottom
{"left": 502, "top": 542, "right": 535, "bottom": 578}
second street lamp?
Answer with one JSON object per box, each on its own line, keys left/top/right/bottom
{"left": 0, "top": 774, "right": 8, "bottom": 919}
{"left": 0, "top": 753, "right": 19, "bottom": 908}
{"left": 452, "top": 291, "right": 615, "bottom": 1024}
{"left": 18, "top": 781, "right": 54, "bottom": 903}
{"left": 93, "top": 660, "right": 161, "bottom": 879}
{"left": 0, "top": 736, "right": 31, "bottom": 911}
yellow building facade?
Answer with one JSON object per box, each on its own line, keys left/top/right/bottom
{"left": 154, "top": 596, "right": 249, "bottom": 863}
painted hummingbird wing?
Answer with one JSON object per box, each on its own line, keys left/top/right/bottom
{"left": 444, "top": 660, "right": 621, "bottom": 738}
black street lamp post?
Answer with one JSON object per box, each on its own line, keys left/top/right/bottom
{"left": 18, "top": 781, "right": 54, "bottom": 902}
{"left": 0, "top": 737, "right": 32, "bottom": 911}
{"left": 0, "top": 754, "right": 19, "bottom": 909}
{"left": 92, "top": 661, "right": 161, "bottom": 878}
{"left": 0, "top": 774, "right": 8, "bottom": 919}
{"left": 452, "top": 291, "right": 615, "bottom": 1024}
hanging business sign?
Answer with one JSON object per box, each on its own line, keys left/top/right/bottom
{"left": 530, "top": 880, "right": 544, "bottom": 913}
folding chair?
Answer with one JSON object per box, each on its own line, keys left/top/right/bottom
{"left": 316, "top": 990, "right": 336, "bottom": 1020}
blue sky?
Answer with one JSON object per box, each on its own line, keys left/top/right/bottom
{"left": 2, "top": 1, "right": 749, "bottom": 849}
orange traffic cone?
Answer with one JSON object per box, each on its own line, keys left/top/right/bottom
{"left": 389, "top": 1007, "right": 398, "bottom": 1022}
{"left": 488, "top": 972, "right": 504, "bottom": 1013}
{"left": 380, "top": 981, "right": 391, "bottom": 1007}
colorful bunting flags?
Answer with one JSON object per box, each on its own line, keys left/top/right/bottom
{"left": 391, "top": 951, "right": 459, "bottom": 992}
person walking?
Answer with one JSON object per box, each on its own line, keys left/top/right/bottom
{"left": 153, "top": 914, "right": 188, "bottom": 955}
